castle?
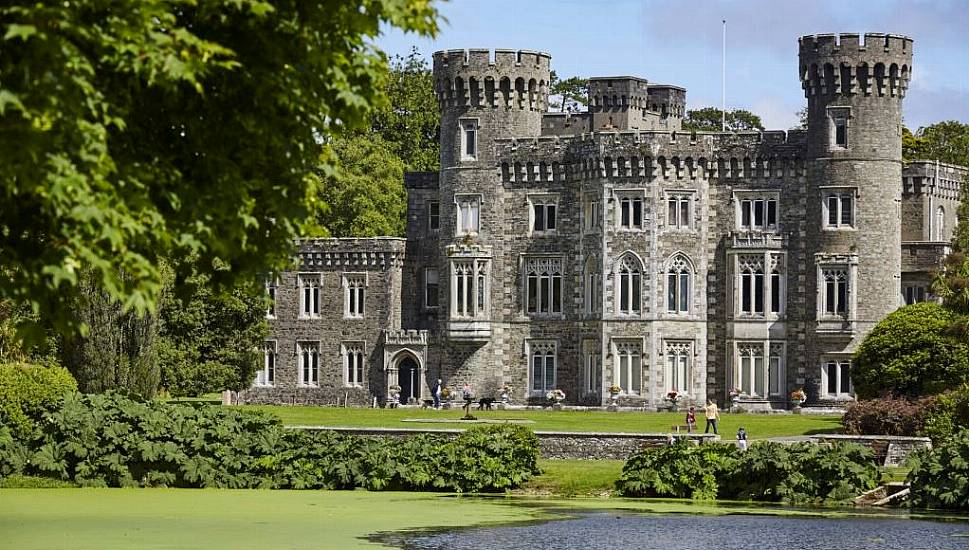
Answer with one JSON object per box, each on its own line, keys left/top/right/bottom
{"left": 241, "top": 33, "right": 967, "bottom": 410}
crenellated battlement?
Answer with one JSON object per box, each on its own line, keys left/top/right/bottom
{"left": 798, "top": 33, "right": 913, "bottom": 99}
{"left": 432, "top": 48, "right": 552, "bottom": 111}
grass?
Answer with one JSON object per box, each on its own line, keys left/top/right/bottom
{"left": 519, "top": 459, "right": 625, "bottom": 497}
{"left": 242, "top": 405, "right": 843, "bottom": 439}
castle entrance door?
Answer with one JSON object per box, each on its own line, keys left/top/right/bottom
{"left": 398, "top": 357, "right": 419, "bottom": 404}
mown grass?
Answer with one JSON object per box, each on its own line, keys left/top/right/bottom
{"left": 243, "top": 405, "right": 843, "bottom": 439}
{"left": 519, "top": 459, "right": 625, "bottom": 497}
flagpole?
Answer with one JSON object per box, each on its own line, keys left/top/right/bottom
{"left": 722, "top": 19, "right": 726, "bottom": 132}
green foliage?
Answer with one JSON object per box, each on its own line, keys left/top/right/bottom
{"left": 158, "top": 260, "right": 267, "bottom": 397}
{"left": 5, "top": 393, "right": 538, "bottom": 492}
{"left": 307, "top": 135, "right": 408, "bottom": 238}
{"left": 548, "top": 72, "right": 589, "bottom": 113}
{"left": 852, "top": 302, "right": 969, "bottom": 399}
{"left": 0, "top": 0, "right": 438, "bottom": 340}
{"left": 682, "top": 108, "right": 765, "bottom": 132}
{"left": 616, "top": 440, "right": 878, "bottom": 504}
{"left": 904, "top": 121, "right": 969, "bottom": 165}
{"left": 908, "top": 428, "right": 969, "bottom": 510}
{"left": 0, "top": 362, "right": 77, "bottom": 438}
{"left": 922, "top": 385, "right": 969, "bottom": 444}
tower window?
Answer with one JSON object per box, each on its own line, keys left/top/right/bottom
{"left": 529, "top": 196, "right": 558, "bottom": 233}
{"left": 455, "top": 195, "right": 480, "bottom": 235}
{"left": 461, "top": 120, "right": 478, "bottom": 160}
{"left": 618, "top": 196, "right": 644, "bottom": 230}
{"left": 834, "top": 118, "right": 847, "bottom": 147}
{"left": 428, "top": 201, "right": 440, "bottom": 231}
{"left": 824, "top": 191, "right": 855, "bottom": 228}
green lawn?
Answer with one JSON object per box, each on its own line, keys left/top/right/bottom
{"left": 243, "top": 405, "right": 843, "bottom": 439}
{"left": 521, "top": 459, "right": 625, "bottom": 497}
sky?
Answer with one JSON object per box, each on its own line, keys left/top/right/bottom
{"left": 377, "top": 0, "right": 969, "bottom": 130}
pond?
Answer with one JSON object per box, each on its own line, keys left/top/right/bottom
{"left": 392, "top": 511, "right": 969, "bottom": 550}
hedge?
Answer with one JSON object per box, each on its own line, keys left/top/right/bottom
{"left": 0, "top": 362, "right": 77, "bottom": 438}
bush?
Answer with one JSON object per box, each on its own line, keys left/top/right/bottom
{"left": 0, "top": 362, "right": 77, "bottom": 437}
{"left": 9, "top": 392, "right": 539, "bottom": 492}
{"left": 909, "top": 428, "right": 969, "bottom": 510}
{"left": 852, "top": 303, "right": 969, "bottom": 399}
{"left": 921, "top": 385, "right": 969, "bottom": 444}
{"left": 841, "top": 395, "right": 935, "bottom": 437}
{"left": 616, "top": 440, "right": 878, "bottom": 504}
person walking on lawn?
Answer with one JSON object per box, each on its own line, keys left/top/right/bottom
{"left": 685, "top": 406, "right": 697, "bottom": 433}
{"left": 704, "top": 400, "right": 720, "bottom": 434}
{"left": 432, "top": 379, "right": 443, "bottom": 410}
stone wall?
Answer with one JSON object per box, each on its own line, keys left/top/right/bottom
{"left": 810, "top": 434, "right": 932, "bottom": 466}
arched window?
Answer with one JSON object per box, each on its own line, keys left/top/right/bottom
{"left": 525, "top": 257, "right": 563, "bottom": 315}
{"left": 739, "top": 255, "right": 765, "bottom": 316}
{"left": 613, "top": 340, "right": 642, "bottom": 395}
{"left": 667, "top": 255, "right": 692, "bottom": 314}
{"left": 616, "top": 254, "right": 642, "bottom": 315}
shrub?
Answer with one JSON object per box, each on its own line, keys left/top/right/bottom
{"left": 0, "top": 362, "right": 77, "bottom": 437}
{"left": 841, "top": 396, "right": 934, "bottom": 437}
{"left": 616, "top": 440, "right": 878, "bottom": 504}
{"left": 908, "top": 428, "right": 969, "bottom": 510}
{"left": 852, "top": 303, "right": 969, "bottom": 399}
{"left": 921, "top": 385, "right": 969, "bottom": 444}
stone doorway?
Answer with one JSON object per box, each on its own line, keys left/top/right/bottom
{"left": 398, "top": 357, "right": 420, "bottom": 404}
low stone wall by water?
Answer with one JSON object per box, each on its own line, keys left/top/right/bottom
{"left": 290, "top": 426, "right": 720, "bottom": 460}
{"left": 810, "top": 434, "right": 932, "bottom": 466}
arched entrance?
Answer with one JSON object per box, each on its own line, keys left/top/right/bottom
{"left": 398, "top": 357, "right": 419, "bottom": 404}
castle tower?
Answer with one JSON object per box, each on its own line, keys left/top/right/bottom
{"left": 798, "top": 33, "right": 912, "bottom": 402}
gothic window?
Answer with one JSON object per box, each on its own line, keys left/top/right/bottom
{"left": 616, "top": 254, "right": 642, "bottom": 315}
{"left": 455, "top": 195, "right": 480, "bottom": 235}
{"left": 667, "top": 194, "right": 692, "bottom": 229}
{"left": 298, "top": 273, "right": 321, "bottom": 318}
{"left": 738, "top": 256, "right": 765, "bottom": 316}
{"left": 824, "top": 192, "right": 854, "bottom": 228}
{"left": 297, "top": 341, "right": 320, "bottom": 387}
{"left": 343, "top": 343, "right": 365, "bottom": 387}
{"left": 583, "top": 340, "right": 600, "bottom": 395}
{"left": 428, "top": 201, "right": 440, "bottom": 231}
{"left": 530, "top": 196, "right": 558, "bottom": 233}
{"left": 737, "top": 196, "right": 778, "bottom": 230}
{"left": 666, "top": 254, "right": 692, "bottom": 314}
{"left": 344, "top": 274, "right": 365, "bottom": 318}
{"left": 584, "top": 256, "right": 600, "bottom": 314}
{"left": 529, "top": 341, "right": 557, "bottom": 393}
{"left": 525, "top": 257, "right": 563, "bottom": 315}
{"left": 821, "top": 359, "right": 852, "bottom": 398}
{"left": 736, "top": 343, "right": 766, "bottom": 398}
{"left": 665, "top": 341, "right": 691, "bottom": 393}
{"left": 583, "top": 196, "right": 600, "bottom": 233}
{"left": 768, "top": 343, "right": 784, "bottom": 397}
{"left": 255, "top": 341, "right": 276, "bottom": 387}
{"left": 265, "top": 278, "right": 277, "bottom": 319}
{"left": 618, "top": 196, "right": 644, "bottom": 230}
{"left": 461, "top": 119, "right": 477, "bottom": 160}
{"left": 451, "top": 259, "right": 489, "bottom": 318}
{"left": 613, "top": 340, "right": 642, "bottom": 395}
{"left": 821, "top": 268, "right": 849, "bottom": 317}
{"left": 424, "top": 267, "right": 439, "bottom": 308}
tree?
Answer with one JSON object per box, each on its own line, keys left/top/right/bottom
{"left": 852, "top": 302, "right": 969, "bottom": 399}
{"left": 905, "top": 121, "right": 969, "bottom": 165}
{"left": 548, "top": 72, "right": 589, "bottom": 113}
{"left": 0, "top": 1, "right": 438, "bottom": 340}
{"left": 370, "top": 48, "right": 440, "bottom": 172}
{"left": 682, "top": 108, "right": 765, "bottom": 132}
{"left": 791, "top": 107, "right": 808, "bottom": 130}
{"left": 306, "top": 135, "right": 408, "bottom": 238}
{"left": 157, "top": 260, "right": 268, "bottom": 397}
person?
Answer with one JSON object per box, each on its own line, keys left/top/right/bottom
{"left": 432, "top": 379, "right": 443, "bottom": 410}
{"left": 704, "top": 400, "right": 719, "bottom": 434}
{"left": 461, "top": 382, "right": 474, "bottom": 417}
{"left": 685, "top": 406, "right": 697, "bottom": 433}
{"left": 736, "top": 426, "right": 748, "bottom": 451}
{"left": 666, "top": 433, "right": 676, "bottom": 446}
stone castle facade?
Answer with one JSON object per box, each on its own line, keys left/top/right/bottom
{"left": 241, "top": 33, "right": 967, "bottom": 410}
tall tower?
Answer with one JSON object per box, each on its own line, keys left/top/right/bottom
{"left": 430, "top": 49, "right": 549, "bottom": 368}
{"left": 798, "top": 33, "right": 912, "bottom": 401}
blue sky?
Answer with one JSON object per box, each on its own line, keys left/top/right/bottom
{"left": 378, "top": 0, "right": 969, "bottom": 130}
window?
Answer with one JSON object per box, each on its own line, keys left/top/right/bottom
{"left": 737, "top": 254, "right": 784, "bottom": 317}
{"left": 451, "top": 259, "right": 489, "bottom": 318}
{"left": 584, "top": 197, "right": 600, "bottom": 232}
{"left": 584, "top": 257, "right": 601, "bottom": 314}
{"left": 525, "top": 257, "right": 563, "bottom": 315}
{"left": 529, "top": 341, "right": 557, "bottom": 393}
{"left": 937, "top": 206, "right": 946, "bottom": 241}
{"left": 530, "top": 197, "right": 557, "bottom": 233}
{"left": 903, "top": 284, "right": 927, "bottom": 305}
{"left": 737, "top": 343, "right": 766, "bottom": 397}
{"left": 428, "top": 201, "right": 440, "bottom": 231}
{"left": 738, "top": 196, "right": 778, "bottom": 230}
{"left": 461, "top": 120, "right": 477, "bottom": 160}
{"left": 616, "top": 254, "right": 642, "bottom": 315}
{"left": 618, "top": 196, "right": 644, "bottom": 230}
{"left": 583, "top": 340, "right": 600, "bottom": 395}
{"left": 768, "top": 343, "right": 784, "bottom": 397}
{"left": 265, "top": 279, "right": 277, "bottom": 319}
{"left": 455, "top": 195, "right": 480, "bottom": 235}
{"left": 834, "top": 118, "right": 848, "bottom": 146}
{"left": 297, "top": 341, "right": 319, "bottom": 387}
{"left": 343, "top": 343, "right": 365, "bottom": 387}
{"left": 613, "top": 341, "right": 642, "bottom": 395}
{"left": 667, "top": 195, "right": 691, "bottom": 229}
{"left": 344, "top": 274, "right": 365, "bottom": 318}
{"left": 821, "top": 268, "right": 849, "bottom": 317}
{"left": 298, "top": 273, "right": 321, "bottom": 318}
{"left": 822, "top": 360, "right": 852, "bottom": 398}
{"left": 665, "top": 342, "right": 691, "bottom": 393}
{"left": 424, "top": 267, "right": 439, "bottom": 308}
{"left": 666, "top": 255, "right": 691, "bottom": 314}
{"left": 255, "top": 341, "right": 276, "bottom": 387}
{"left": 824, "top": 192, "right": 854, "bottom": 228}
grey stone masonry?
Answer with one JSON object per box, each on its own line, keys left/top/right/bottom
{"left": 245, "top": 33, "right": 967, "bottom": 411}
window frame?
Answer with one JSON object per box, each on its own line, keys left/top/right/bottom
{"left": 615, "top": 191, "right": 646, "bottom": 232}
{"left": 615, "top": 254, "right": 643, "bottom": 316}
{"left": 524, "top": 256, "right": 564, "bottom": 317}
{"left": 821, "top": 359, "right": 853, "bottom": 398}
{"left": 665, "top": 192, "right": 694, "bottom": 231}
{"left": 342, "top": 342, "right": 365, "bottom": 388}
{"left": 612, "top": 340, "right": 643, "bottom": 396}
{"left": 582, "top": 339, "right": 600, "bottom": 396}
{"left": 821, "top": 187, "right": 857, "bottom": 230}
{"left": 460, "top": 118, "right": 479, "bottom": 161}
{"left": 528, "top": 194, "right": 559, "bottom": 235}
{"left": 428, "top": 201, "right": 440, "bottom": 232}
{"left": 254, "top": 340, "right": 276, "bottom": 387}
{"left": 343, "top": 273, "right": 366, "bottom": 319}
{"left": 297, "top": 341, "right": 320, "bottom": 387}
{"left": 297, "top": 272, "right": 322, "bottom": 319}
{"left": 265, "top": 278, "right": 277, "bottom": 319}
{"left": 454, "top": 194, "right": 482, "bottom": 236}
{"left": 527, "top": 340, "right": 558, "bottom": 395}
{"left": 664, "top": 341, "right": 692, "bottom": 394}
{"left": 666, "top": 254, "right": 692, "bottom": 314}
{"left": 450, "top": 258, "right": 489, "bottom": 319}
{"left": 424, "top": 267, "right": 439, "bottom": 309}
{"left": 734, "top": 191, "right": 780, "bottom": 232}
